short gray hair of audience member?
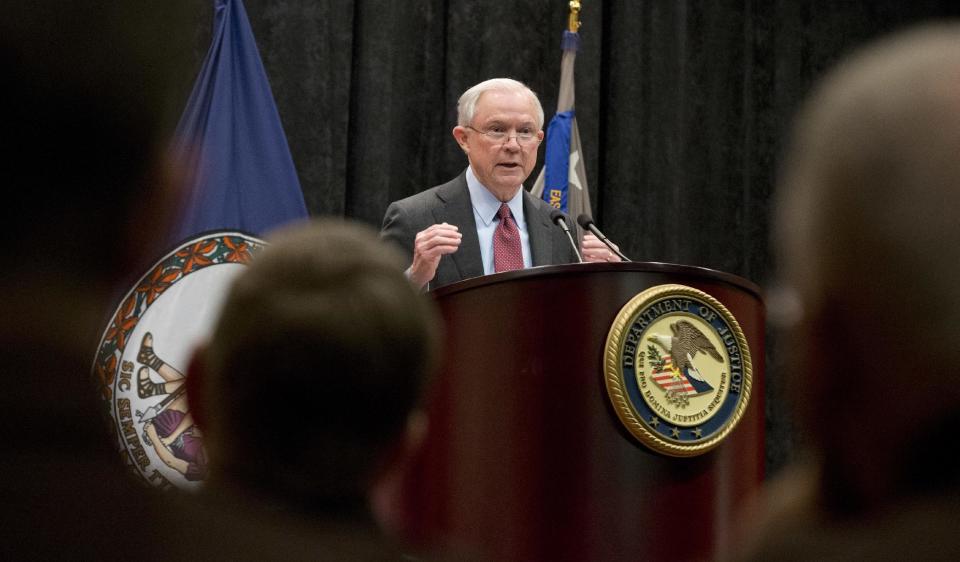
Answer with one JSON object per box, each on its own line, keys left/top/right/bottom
{"left": 201, "top": 219, "right": 439, "bottom": 511}
{"left": 775, "top": 24, "right": 960, "bottom": 506}
{"left": 457, "top": 78, "right": 545, "bottom": 130}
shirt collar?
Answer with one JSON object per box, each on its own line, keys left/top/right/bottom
{"left": 466, "top": 166, "right": 525, "bottom": 228}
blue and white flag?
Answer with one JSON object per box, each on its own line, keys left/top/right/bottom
{"left": 93, "top": 0, "right": 307, "bottom": 491}
{"left": 532, "top": 30, "right": 593, "bottom": 236}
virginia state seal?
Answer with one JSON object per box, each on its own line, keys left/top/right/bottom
{"left": 604, "top": 284, "right": 752, "bottom": 457}
{"left": 92, "top": 231, "right": 266, "bottom": 490}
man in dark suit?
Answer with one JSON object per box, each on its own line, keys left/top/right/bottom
{"left": 381, "top": 78, "right": 619, "bottom": 290}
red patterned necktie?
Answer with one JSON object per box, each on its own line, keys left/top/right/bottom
{"left": 494, "top": 203, "right": 523, "bottom": 272}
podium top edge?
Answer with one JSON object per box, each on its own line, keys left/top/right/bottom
{"left": 428, "top": 261, "right": 764, "bottom": 301}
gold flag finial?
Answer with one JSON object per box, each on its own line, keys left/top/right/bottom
{"left": 568, "top": 1, "right": 581, "bottom": 33}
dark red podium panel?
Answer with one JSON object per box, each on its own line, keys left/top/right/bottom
{"left": 392, "top": 262, "right": 765, "bottom": 562}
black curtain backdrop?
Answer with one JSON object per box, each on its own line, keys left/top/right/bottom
{"left": 184, "top": 1, "right": 960, "bottom": 474}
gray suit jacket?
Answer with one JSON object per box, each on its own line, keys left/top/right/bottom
{"left": 381, "top": 171, "right": 579, "bottom": 290}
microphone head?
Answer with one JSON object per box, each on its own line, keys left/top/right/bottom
{"left": 549, "top": 209, "right": 568, "bottom": 224}
{"left": 576, "top": 213, "right": 594, "bottom": 229}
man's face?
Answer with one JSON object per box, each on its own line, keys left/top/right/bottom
{"left": 453, "top": 89, "right": 544, "bottom": 201}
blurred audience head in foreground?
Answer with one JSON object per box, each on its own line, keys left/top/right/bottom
{"left": 1, "top": 1, "right": 199, "bottom": 559}
{"left": 2, "top": 3, "right": 440, "bottom": 558}
{"left": 742, "top": 23, "right": 960, "bottom": 560}
{"left": 192, "top": 219, "right": 438, "bottom": 527}
{"left": 2, "top": 2, "right": 189, "bottom": 299}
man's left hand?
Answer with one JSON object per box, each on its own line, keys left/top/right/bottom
{"left": 581, "top": 232, "right": 623, "bottom": 263}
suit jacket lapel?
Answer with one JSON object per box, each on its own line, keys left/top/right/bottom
{"left": 432, "top": 173, "right": 484, "bottom": 281}
{"left": 524, "top": 190, "right": 554, "bottom": 266}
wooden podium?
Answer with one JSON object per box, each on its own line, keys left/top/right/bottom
{"left": 390, "top": 262, "right": 765, "bottom": 562}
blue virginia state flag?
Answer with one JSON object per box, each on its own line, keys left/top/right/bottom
{"left": 169, "top": 0, "right": 307, "bottom": 243}
{"left": 89, "top": 0, "right": 309, "bottom": 492}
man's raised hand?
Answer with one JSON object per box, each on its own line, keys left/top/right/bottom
{"left": 408, "top": 222, "right": 462, "bottom": 288}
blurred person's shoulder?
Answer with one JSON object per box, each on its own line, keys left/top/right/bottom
{"left": 737, "top": 465, "right": 960, "bottom": 562}
{"left": 173, "top": 492, "right": 411, "bottom": 561}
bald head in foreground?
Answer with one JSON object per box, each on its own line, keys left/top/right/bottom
{"left": 739, "top": 24, "right": 960, "bottom": 561}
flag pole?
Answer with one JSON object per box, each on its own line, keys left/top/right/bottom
{"left": 568, "top": 1, "right": 581, "bottom": 33}
{"left": 532, "top": 0, "right": 593, "bottom": 235}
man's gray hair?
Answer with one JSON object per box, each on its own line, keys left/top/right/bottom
{"left": 457, "top": 78, "right": 544, "bottom": 130}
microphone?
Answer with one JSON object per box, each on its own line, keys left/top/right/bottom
{"left": 576, "top": 214, "right": 631, "bottom": 262}
{"left": 550, "top": 209, "right": 583, "bottom": 263}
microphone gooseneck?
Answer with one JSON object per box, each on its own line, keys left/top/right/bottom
{"left": 550, "top": 209, "right": 584, "bottom": 263}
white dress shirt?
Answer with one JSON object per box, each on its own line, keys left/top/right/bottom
{"left": 465, "top": 166, "right": 533, "bottom": 275}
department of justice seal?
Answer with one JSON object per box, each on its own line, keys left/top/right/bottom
{"left": 604, "top": 284, "right": 752, "bottom": 457}
{"left": 92, "top": 232, "right": 266, "bottom": 490}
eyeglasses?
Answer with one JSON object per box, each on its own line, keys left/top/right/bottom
{"left": 465, "top": 125, "right": 541, "bottom": 146}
